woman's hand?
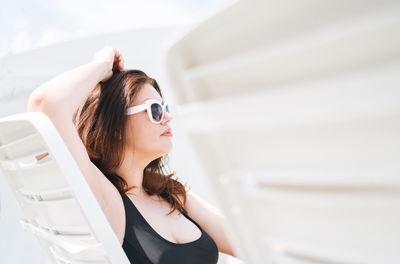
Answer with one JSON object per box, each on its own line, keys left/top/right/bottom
{"left": 92, "top": 46, "right": 124, "bottom": 82}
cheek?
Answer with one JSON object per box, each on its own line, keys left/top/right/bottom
{"left": 131, "top": 123, "right": 160, "bottom": 147}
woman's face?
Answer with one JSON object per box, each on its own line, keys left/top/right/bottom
{"left": 125, "top": 83, "right": 173, "bottom": 160}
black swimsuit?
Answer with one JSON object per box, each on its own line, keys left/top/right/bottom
{"left": 121, "top": 194, "right": 219, "bottom": 264}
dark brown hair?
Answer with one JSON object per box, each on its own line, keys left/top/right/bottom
{"left": 73, "top": 69, "right": 188, "bottom": 215}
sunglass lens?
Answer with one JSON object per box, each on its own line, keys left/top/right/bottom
{"left": 151, "top": 103, "right": 163, "bottom": 122}
{"left": 166, "top": 104, "right": 170, "bottom": 113}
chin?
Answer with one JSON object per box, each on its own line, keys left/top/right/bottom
{"left": 162, "top": 147, "right": 172, "bottom": 155}
{"left": 156, "top": 147, "right": 172, "bottom": 158}
{"left": 154, "top": 141, "right": 173, "bottom": 155}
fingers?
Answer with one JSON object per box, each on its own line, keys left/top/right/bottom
{"left": 116, "top": 54, "right": 124, "bottom": 71}
{"left": 92, "top": 45, "right": 115, "bottom": 66}
{"left": 113, "top": 48, "right": 124, "bottom": 71}
{"left": 94, "top": 46, "right": 124, "bottom": 73}
{"left": 119, "top": 56, "right": 124, "bottom": 70}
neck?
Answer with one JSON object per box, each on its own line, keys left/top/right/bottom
{"left": 115, "top": 151, "right": 152, "bottom": 197}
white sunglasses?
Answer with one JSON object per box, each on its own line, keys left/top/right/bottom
{"left": 125, "top": 99, "right": 170, "bottom": 124}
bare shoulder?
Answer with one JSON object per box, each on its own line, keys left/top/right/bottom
{"left": 181, "top": 189, "right": 236, "bottom": 257}
{"left": 183, "top": 189, "right": 222, "bottom": 217}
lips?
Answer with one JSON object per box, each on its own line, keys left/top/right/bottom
{"left": 161, "top": 128, "right": 172, "bottom": 136}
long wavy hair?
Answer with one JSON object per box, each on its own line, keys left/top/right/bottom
{"left": 72, "top": 69, "right": 188, "bottom": 215}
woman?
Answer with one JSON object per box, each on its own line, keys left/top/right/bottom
{"left": 27, "top": 46, "right": 236, "bottom": 263}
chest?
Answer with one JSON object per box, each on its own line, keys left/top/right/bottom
{"left": 128, "top": 196, "right": 202, "bottom": 244}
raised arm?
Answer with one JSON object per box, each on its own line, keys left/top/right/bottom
{"left": 27, "top": 46, "right": 124, "bottom": 117}
{"left": 26, "top": 46, "right": 127, "bottom": 243}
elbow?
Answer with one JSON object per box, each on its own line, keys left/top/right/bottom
{"left": 27, "top": 93, "right": 72, "bottom": 121}
{"left": 27, "top": 90, "right": 57, "bottom": 115}
{"left": 27, "top": 91, "right": 45, "bottom": 112}
{"left": 27, "top": 89, "right": 73, "bottom": 118}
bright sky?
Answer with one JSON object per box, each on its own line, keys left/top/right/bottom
{"left": 0, "top": 0, "right": 233, "bottom": 58}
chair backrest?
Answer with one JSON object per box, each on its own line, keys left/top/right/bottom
{"left": 0, "top": 112, "right": 130, "bottom": 264}
{"left": 165, "top": 0, "right": 400, "bottom": 263}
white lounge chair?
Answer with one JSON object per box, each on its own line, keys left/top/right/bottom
{"left": 165, "top": 0, "right": 400, "bottom": 263}
{"left": 0, "top": 112, "right": 130, "bottom": 264}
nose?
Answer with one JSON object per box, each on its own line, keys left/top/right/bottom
{"left": 161, "top": 109, "right": 173, "bottom": 124}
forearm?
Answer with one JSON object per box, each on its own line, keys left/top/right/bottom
{"left": 27, "top": 60, "right": 107, "bottom": 117}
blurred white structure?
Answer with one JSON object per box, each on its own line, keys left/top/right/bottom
{"left": 165, "top": 0, "right": 400, "bottom": 263}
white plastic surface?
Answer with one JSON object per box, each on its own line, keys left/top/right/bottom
{"left": 165, "top": 0, "right": 400, "bottom": 263}
{"left": 0, "top": 112, "right": 130, "bottom": 264}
